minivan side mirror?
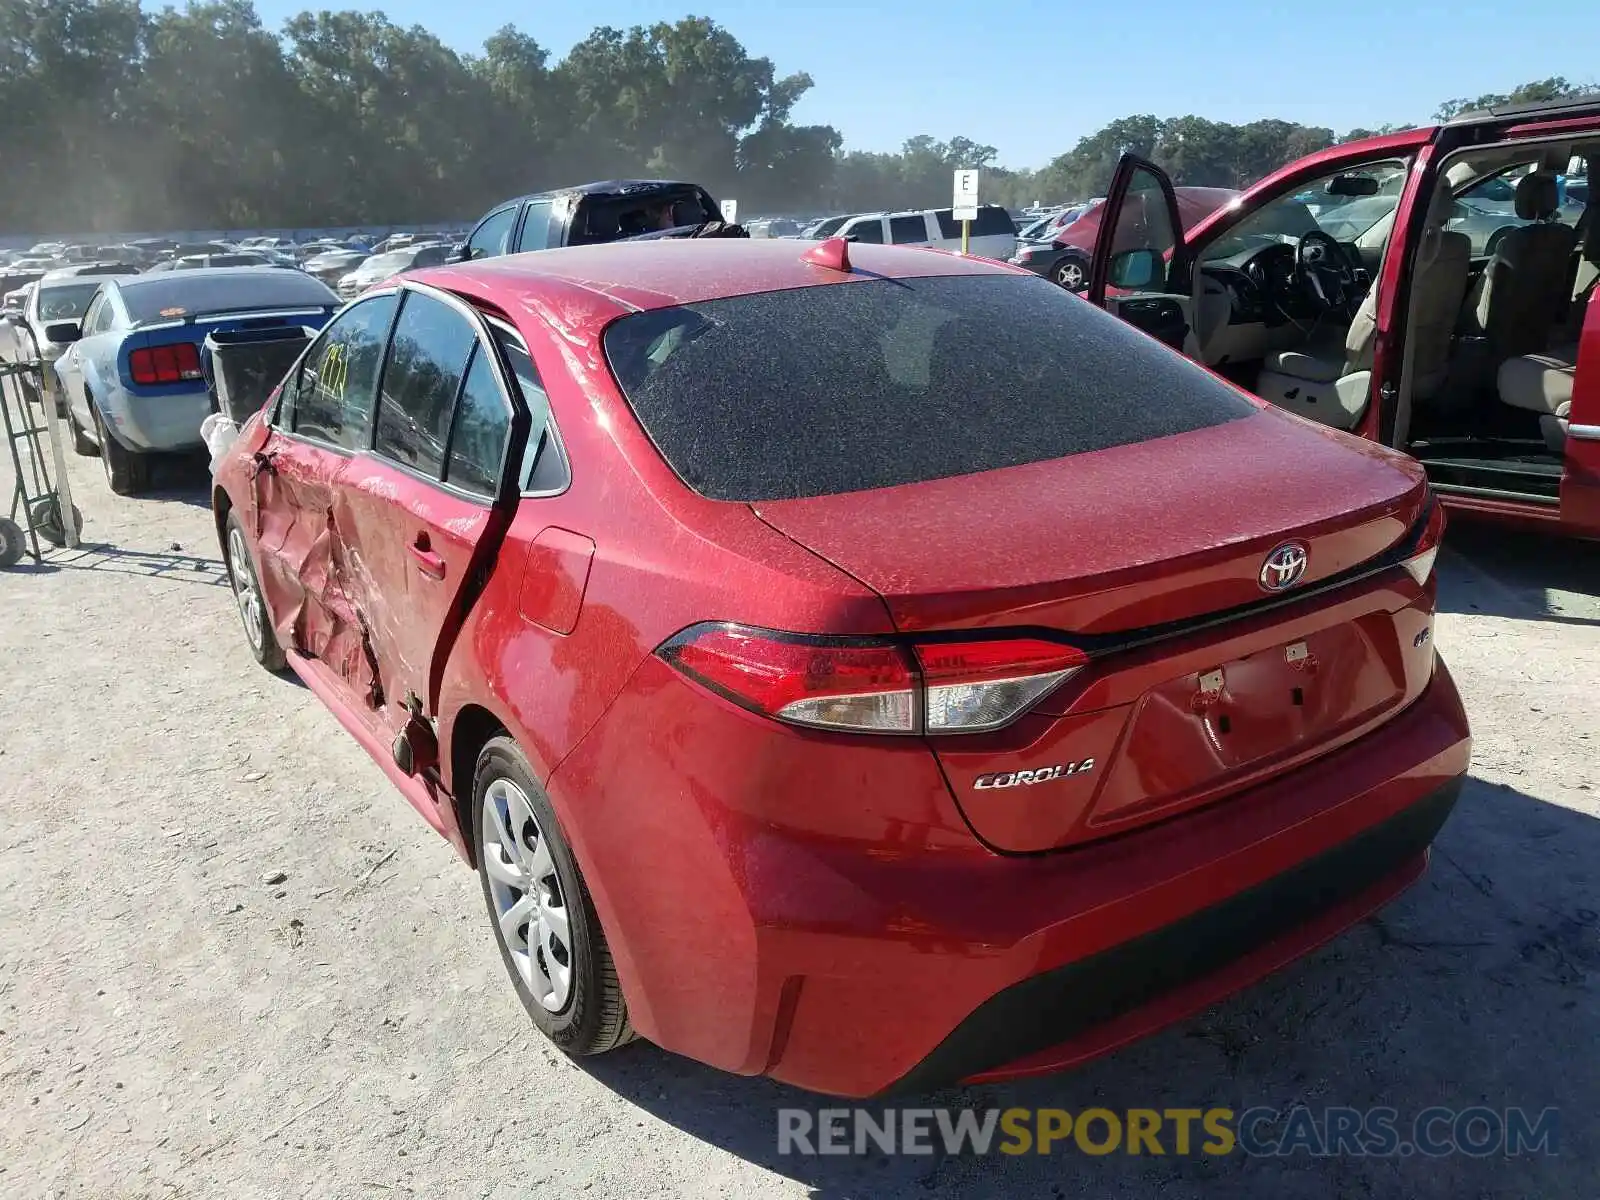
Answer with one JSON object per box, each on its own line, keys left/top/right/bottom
{"left": 43, "top": 320, "right": 82, "bottom": 344}
{"left": 1107, "top": 248, "right": 1162, "bottom": 290}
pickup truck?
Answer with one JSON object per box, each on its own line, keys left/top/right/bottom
{"left": 457, "top": 179, "right": 735, "bottom": 261}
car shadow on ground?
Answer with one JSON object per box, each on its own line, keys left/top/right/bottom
{"left": 37, "top": 541, "right": 230, "bottom": 587}
{"left": 1438, "top": 523, "right": 1600, "bottom": 626}
{"left": 136, "top": 452, "right": 216, "bottom": 509}
{"left": 579, "top": 774, "right": 1597, "bottom": 1198}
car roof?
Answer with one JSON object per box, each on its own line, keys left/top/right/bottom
{"left": 506, "top": 179, "right": 707, "bottom": 206}
{"left": 1447, "top": 92, "right": 1600, "bottom": 126}
{"left": 40, "top": 266, "right": 133, "bottom": 285}
{"left": 408, "top": 238, "right": 1022, "bottom": 329}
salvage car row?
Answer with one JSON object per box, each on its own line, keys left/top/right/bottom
{"left": 7, "top": 96, "right": 1598, "bottom": 1100}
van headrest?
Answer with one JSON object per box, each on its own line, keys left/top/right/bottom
{"left": 1514, "top": 173, "right": 1559, "bottom": 221}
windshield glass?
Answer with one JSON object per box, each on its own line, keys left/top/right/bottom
{"left": 364, "top": 251, "right": 416, "bottom": 271}
{"left": 1315, "top": 195, "right": 1402, "bottom": 241}
{"left": 808, "top": 216, "right": 848, "bottom": 238}
{"left": 602, "top": 273, "right": 1253, "bottom": 502}
{"left": 36, "top": 282, "right": 105, "bottom": 320}
{"left": 1203, "top": 160, "right": 1407, "bottom": 259}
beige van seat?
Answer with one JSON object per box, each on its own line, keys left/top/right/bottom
{"left": 1498, "top": 349, "right": 1576, "bottom": 453}
{"left": 1468, "top": 174, "right": 1578, "bottom": 361}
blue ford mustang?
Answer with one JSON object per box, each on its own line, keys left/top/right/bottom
{"left": 51, "top": 267, "right": 338, "bottom": 495}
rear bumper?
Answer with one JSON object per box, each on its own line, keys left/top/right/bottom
{"left": 105, "top": 387, "right": 210, "bottom": 452}
{"left": 895, "top": 774, "right": 1457, "bottom": 1093}
{"left": 553, "top": 656, "right": 1470, "bottom": 1098}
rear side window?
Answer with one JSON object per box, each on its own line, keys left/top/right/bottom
{"left": 444, "top": 347, "right": 512, "bottom": 496}
{"left": 291, "top": 292, "right": 398, "bottom": 450}
{"left": 496, "top": 331, "right": 569, "bottom": 494}
{"left": 889, "top": 215, "right": 928, "bottom": 245}
{"left": 972, "top": 206, "right": 1016, "bottom": 236}
{"left": 936, "top": 207, "right": 1016, "bottom": 238}
{"left": 373, "top": 292, "right": 475, "bottom": 477}
{"left": 602, "top": 274, "right": 1255, "bottom": 501}
{"left": 514, "top": 200, "right": 554, "bottom": 252}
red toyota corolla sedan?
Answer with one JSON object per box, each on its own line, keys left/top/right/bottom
{"left": 212, "top": 236, "right": 1470, "bottom": 1097}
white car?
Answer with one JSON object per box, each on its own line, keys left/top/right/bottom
{"left": 834, "top": 205, "right": 1018, "bottom": 260}
{"left": 10, "top": 268, "right": 136, "bottom": 411}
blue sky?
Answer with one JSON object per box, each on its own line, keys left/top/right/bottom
{"left": 248, "top": 0, "right": 1599, "bottom": 169}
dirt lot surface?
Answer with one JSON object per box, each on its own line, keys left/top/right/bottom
{"left": 2, "top": 413, "right": 1597, "bottom": 1197}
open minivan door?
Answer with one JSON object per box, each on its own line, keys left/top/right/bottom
{"left": 1084, "top": 155, "right": 1192, "bottom": 353}
{"left": 1560, "top": 302, "right": 1600, "bottom": 534}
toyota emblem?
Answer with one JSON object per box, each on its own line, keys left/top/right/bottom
{"left": 1259, "top": 542, "right": 1309, "bottom": 592}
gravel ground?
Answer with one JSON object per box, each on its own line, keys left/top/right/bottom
{"left": 1, "top": 397, "right": 1596, "bottom": 1198}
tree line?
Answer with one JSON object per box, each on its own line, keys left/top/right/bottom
{"left": 0, "top": 0, "right": 1588, "bottom": 235}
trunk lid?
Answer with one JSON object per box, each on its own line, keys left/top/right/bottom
{"left": 751, "top": 409, "right": 1427, "bottom": 634}
{"left": 752, "top": 408, "right": 1436, "bottom": 851}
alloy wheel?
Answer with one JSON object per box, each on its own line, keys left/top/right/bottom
{"left": 481, "top": 777, "right": 573, "bottom": 1012}
{"left": 227, "top": 526, "right": 266, "bottom": 652}
{"left": 1055, "top": 259, "right": 1086, "bottom": 290}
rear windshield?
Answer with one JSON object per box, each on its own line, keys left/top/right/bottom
{"left": 602, "top": 273, "right": 1255, "bottom": 501}
{"left": 120, "top": 271, "right": 335, "bottom": 324}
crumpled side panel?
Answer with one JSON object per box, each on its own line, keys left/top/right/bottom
{"left": 250, "top": 452, "right": 382, "bottom": 709}
{"left": 331, "top": 470, "right": 426, "bottom": 713}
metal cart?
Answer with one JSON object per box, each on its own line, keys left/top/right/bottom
{"left": 0, "top": 324, "right": 82, "bottom": 568}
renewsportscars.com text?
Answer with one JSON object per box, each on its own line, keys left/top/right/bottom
{"left": 777, "top": 1105, "right": 1559, "bottom": 1158}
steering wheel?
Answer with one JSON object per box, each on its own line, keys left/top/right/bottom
{"left": 1296, "top": 230, "right": 1355, "bottom": 314}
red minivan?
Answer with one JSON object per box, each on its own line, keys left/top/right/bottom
{"left": 1081, "top": 95, "right": 1600, "bottom": 539}
{"left": 214, "top": 237, "right": 1469, "bottom": 1097}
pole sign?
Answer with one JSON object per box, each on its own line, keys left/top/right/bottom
{"left": 720, "top": 198, "right": 739, "bottom": 225}
{"left": 952, "top": 170, "right": 980, "bottom": 222}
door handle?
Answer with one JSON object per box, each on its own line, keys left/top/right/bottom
{"left": 408, "top": 534, "right": 446, "bottom": 580}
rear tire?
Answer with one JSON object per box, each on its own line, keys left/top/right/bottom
{"left": 473, "top": 737, "right": 634, "bottom": 1057}
{"left": 93, "top": 402, "right": 149, "bottom": 496}
{"left": 1052, "top": 254, "right": 1088, "bottom": 291}
{"left": 223, "top": 512, "right": 286, "bottom": 671}
{"left": 69, "top": 412, "right": 98, "bottom": 457}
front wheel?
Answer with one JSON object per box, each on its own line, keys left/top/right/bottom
{"left": 224, "top": 512, "right": 286, "bottom": 670}
{"left": 1052, "top": 255, "right": 1088, "bottom": 291}
{"left": 473, "top": 737, "right": 633, "bottom": 1056}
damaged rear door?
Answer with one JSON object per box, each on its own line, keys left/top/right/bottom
{"left": 254, "top": 291, "right": 400, "bottom": 706}
{"left": 333, "top": 286, "right": 528, "bottom": 735}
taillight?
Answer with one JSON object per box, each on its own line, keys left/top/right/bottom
{"left": 657, "top": 623, "right": 1086, "bottom": 735}
{"left": 1402, "top": 499, "right": 1446, "bottom": 585}
{"left": 916, "top": 638, "right": 1087, "bottom": 732}
{"left": 129, "top": 341, "right": 203, "bottom": 385}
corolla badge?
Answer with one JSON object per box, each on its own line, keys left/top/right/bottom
{"left": 974, "top": 759, "right": 1095, "bottom": 790}
{"left": 1259, "top": 541, "right": 1310, "bottom": 592}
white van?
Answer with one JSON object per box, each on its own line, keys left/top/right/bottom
{"left": 835, "top": 205, "right": 1017, "bottom": 260}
